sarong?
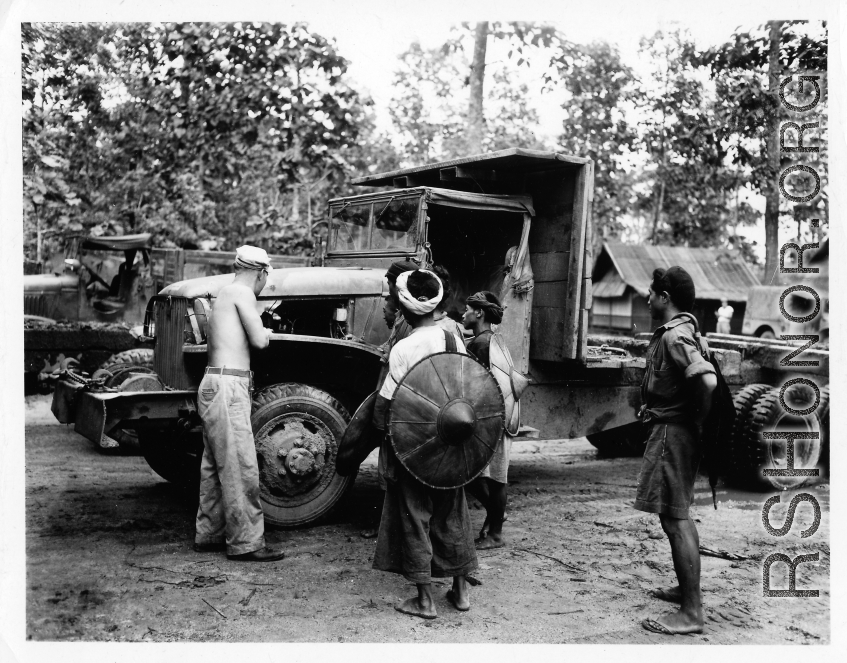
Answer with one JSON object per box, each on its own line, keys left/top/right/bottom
{"left": 373, "top": 463, "right": 478, "bottom": 584}
{"left": 194, "top": 373, "right": 265, "bottom": 555}
{"left": 479, "top": 432, "right": 513, "bottom": 483}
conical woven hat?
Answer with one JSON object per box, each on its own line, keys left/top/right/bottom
{"left": 388, "top": 352, "right": 504, "bottom": 488}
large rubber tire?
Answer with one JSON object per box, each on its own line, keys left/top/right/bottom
{"left": 737, "top": 385, "right": 828, "bottom": 491}
{"left": 587, "top": 421, "right": 648, "bottom": 458}
{"left": 726, "top": 383, "right": 772, "bottom": 485}
{"left": 251, "top": 383, "right": 355, "bottom": 528}
{"left": 104, "top": 348, "right": 154, "bottom": 368}
{"left": 138, "top": 428, "right": 204, "bottom": 489}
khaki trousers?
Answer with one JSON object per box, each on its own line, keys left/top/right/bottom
{"left": 195, "top": 373, "right": 265, "bottom": 555}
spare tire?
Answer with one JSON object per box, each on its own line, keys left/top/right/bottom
{"left": 737, "top": 385, "right": 828, "bottom": 491}
{"left": 104, "top": 348, "right": 154, "bottom": 368}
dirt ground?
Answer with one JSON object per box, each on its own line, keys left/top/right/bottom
{"left": 24, "top": 395, "right": 829, "bottom": 644}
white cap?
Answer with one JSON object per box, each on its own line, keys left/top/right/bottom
{"left": 235, "top": 245, "right": 273, "bottom": 273}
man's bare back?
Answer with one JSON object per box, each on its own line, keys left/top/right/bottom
{"left": 208, "top": 281, "right": 270, "bottom": 370}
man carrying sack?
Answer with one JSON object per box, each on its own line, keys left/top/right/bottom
{"left": 370, "top": 269, "right": 479, "bottom": 619}
{"left": 193, "top": 245, "right": 285, "bottom": 562}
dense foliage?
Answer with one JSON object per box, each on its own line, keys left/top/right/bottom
{"left": 23, "top": 21, "right": 827, "bottom": 271}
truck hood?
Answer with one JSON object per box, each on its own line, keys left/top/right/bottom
{"left": 24, "top": 273, "right": 78, "bottom": 293}
{"left": 159, "top": 266, "right": 388, "bottom": 299}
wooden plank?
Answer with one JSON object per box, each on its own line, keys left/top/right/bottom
{"left": 561, "top": 165, "right": 590, "bottom": 360}
{"left": 527, "top": 211, "right": 574, "bottom": 253}
{"left": 532, "top": 281, "right": 569, "bottom": 308}
{"left": 582, "top": 161, "right": 595, "bottom": 313}
{"left": 530, "top": 252, "right": 570, "bottom": 282}
{"left": 529, "top": 306, "right": 566, "bottom": 362}
{"left": 577, "top": 308, "right": 589, "bottom": 360}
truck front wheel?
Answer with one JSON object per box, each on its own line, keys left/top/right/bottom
{"left": 138, "top": 428, "right": 203, "bottom": 489}
{"left": 251, "top": 383, "right": 356, "bottom": 527}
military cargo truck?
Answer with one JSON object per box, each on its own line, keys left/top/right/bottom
{"left": 51, "top": 148, "right": 826, "bottom": 526}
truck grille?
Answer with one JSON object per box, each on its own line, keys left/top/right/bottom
{"left": 152, "top": 297, "right": 194, "bottom": 390}
{"left": 24, "top": 295, "right": 48, "bottom": 317}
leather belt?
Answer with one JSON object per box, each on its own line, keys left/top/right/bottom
{"left": 205, "top": 367, "right": 253, "bottom": 378}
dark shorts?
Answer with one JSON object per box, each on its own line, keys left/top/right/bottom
{"left": 634, "top": 423, "right": 700, "bottom": 520}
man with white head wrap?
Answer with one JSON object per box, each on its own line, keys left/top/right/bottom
{"left": 371, "top": 269, "right": 478, "bottom": 620}
{"left": 193, "top": 245, "right": 284, "bottom": 562}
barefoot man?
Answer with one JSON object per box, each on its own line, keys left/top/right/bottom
{"left": 193, "top": 245, "right": 285, "bottom": 562}
{"left": 637, "top": 266, "right": 716, "bottom": 635}
{"left": 462, "top": 291, "right": 511, "bottom": 550}
{"left": 371, "top": 269, "right": 477, "bottom": 619}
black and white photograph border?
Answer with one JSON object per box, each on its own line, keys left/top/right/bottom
{"left": 1, "top": 0, "right": 845, "bottom": 660}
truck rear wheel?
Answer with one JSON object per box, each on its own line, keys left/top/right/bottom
{"left": 251, "top": 383, "right": 355, "bottom": 528}
{"left": 138, "top": 428, "right": 203, "bottom": 489}
{"left": 736, "top": 386, "right": 828, "bottom": 491}
{"left": 586, "top": 421, "right": 647, "bottom": 458}
{"left": 727, "top": 383, "right": 771, "bottom": 484}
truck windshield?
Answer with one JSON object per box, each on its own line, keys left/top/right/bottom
{"left": 330, "top": 203, "right": 371, "bottom": 251}
{"left": 328, "top": 196, "right": 419, "bottom": 253}
{"left": 372, "top": 197, "right": 418, "bottom": 250}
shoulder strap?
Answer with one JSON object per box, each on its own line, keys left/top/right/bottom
{"left": 669, "top": 313, "right": 709, "bottom": 359}
{"left": 443, "top": 328, "right": 457, "bottom": 353}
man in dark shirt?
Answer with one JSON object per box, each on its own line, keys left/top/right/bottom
{"left": 637, "top": 266, "right": 717, "bottom": 636}
{"left": 462, "top": 291, "right": 510, "bottom": 549}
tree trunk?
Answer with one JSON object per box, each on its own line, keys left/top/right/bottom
{"left": 650, "top": 177, "right": 665, "bottom": 244}
{"left": 466, "top": 22, "right": 489, "bottom": 154}
{"left": 763, "top": 20, "right": 783, "bottom": 283}
{"left": 35, "top": 207, "right": 42, "bottom": 265}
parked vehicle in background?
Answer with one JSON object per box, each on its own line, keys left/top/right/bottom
{"left": 24, "top": 234, "right": 156, "bottom": 324}
{"left": 741, "top": 285, "right": 829, "bottom": 341}
{"left": 24, "top": 236, "right": 310, "bottom": 393}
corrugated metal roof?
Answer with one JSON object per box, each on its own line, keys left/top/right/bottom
{"left": 599, "top": 241, "right": 761, "bottom": 302}
{"left": 592, "top": 268, "right": 627, "bottom": 298}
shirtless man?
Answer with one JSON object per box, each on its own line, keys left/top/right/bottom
{"left": 193, "top": 245, "right": 284, "bottom": 562}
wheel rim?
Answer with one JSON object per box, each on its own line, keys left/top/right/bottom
{"left": 254, "top": 412, "right": 339, "bottom": 509}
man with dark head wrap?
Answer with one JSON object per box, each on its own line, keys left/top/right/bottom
{"left": 431, "top": 264, "right": 467, "bottom": 340}
{"left": 371, "top": 269, "right": 477, "bottom": 620}
{"left": 462, "top": 291, "right": 510, "bottom": 549}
